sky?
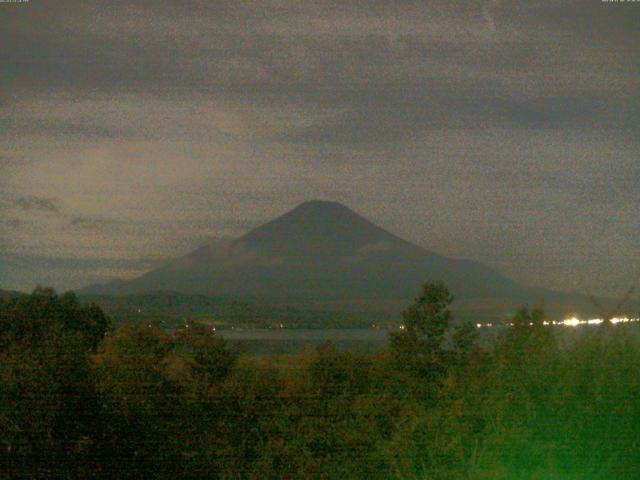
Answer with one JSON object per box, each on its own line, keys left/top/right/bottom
{"left": 1, "top": 0, "right": 638, "bottom": 297}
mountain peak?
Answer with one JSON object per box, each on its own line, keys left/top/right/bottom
{"left": 238, "top": 200, "right": 400, "bottom": 260}
{"left": 292, "top": 200, "right": 353, "bottom": 213}
{"left": 284, "top": 200, "right": 360, "bottom": 222}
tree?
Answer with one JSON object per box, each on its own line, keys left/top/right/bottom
{"left": 389, "top": 282, "right": 454, "bottom": 379}
{"left": 501, "top": 305, "right": 553, "bottom": 362}
{"left": 174, "top": 323, "right": 237, "bottom": 386}
{"left": 452, "top": 321, "right": 478, "bottom": 359}
{"left": 0, "top": 288, "right": 111, "bottom": 478}
{"left": 0, "top": 287, "right": 110, "bottom": 352}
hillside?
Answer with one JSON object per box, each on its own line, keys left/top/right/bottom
{"left": 82, "top": 201, "right": 533, "bottom": 300}
{"left": 80, "top": 201, "right": 612, "bottom": 320}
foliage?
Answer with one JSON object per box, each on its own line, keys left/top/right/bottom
{"left": 0, "top": 288, "right": 111, "bottom": 478}
{"left": 389, "top": 283, "right": 454, "bottom": 380}
{"left": 0, "top": 287, "right": 110, "bottom": 350}
{"left": 1, "top": 285, "right": 639, "bottom": 479}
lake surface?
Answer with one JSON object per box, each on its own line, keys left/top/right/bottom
{"left": 220, "top": 328, "right": 390, "bottom": 355}
{"left": 218, "top": 323, "right": 640, "bottom": 355}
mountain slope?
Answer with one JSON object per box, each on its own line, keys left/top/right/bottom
{"left": 82, "top": 201, "right": 535, "bottom": 302}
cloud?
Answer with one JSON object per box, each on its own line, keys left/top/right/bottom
{"left": 0, "top": 252, "right": 167, "bottom": 292}
{"left": 0, "top": 193, "right": 60, "bottom": 215}
{"left": 12, "top": 195, "right": 60, "bottom": 214}
{"left": 0, "top": 1, "right": 638, "bottom": 295}
{"left": 2, "top": 1, "right": 637, "bottom": 145}
{"left": 69, "top": 216, "right": 129, "bottom": 231}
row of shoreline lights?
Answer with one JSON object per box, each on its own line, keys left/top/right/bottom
{"left": 474, "top": 316, "right": 640, "bottom": 329}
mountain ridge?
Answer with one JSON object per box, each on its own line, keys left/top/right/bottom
{"left": 81, "top": 200, "right": 537, "bottom": 303}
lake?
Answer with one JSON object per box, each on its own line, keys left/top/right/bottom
{"left": 220, "top": 328, "right": 390, "bottom": 355}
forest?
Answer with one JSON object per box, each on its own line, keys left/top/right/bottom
{"left": 1, "top": 286, "right": 638, "bottom": 479}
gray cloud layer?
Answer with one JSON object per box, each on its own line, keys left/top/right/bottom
{"left": 1, "top": 1, "right": 638, "bottom": 296}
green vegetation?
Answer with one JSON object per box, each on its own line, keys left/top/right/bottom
{"left": 1, "top": 285, "right": 638, "bottom": 479}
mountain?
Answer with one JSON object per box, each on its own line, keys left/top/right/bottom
{"left": 82, "top": 201, "right": 545, "bottom": 307}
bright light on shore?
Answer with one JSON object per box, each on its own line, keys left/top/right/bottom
{"left": 474, "top": 317, "right": 639, "bottom": 328}
{"left": 611, "top": 317, "right": 632, "bottom": 324}
{"left": 560, "top": 316, "right": 639, "bottom": 327}
{"left": 562, "top": 317, "right": 581, "bottom": 327}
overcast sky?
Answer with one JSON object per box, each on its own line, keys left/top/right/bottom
{"left": 1, "top": 0, "right": 638, "bottom": 296}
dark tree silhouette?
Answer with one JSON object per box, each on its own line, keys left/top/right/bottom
{"left": 389, "top": 282, "right": 454, "bottom": 379}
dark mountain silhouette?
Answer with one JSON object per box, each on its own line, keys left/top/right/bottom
{"left": 82, "top": 200, "right": 545, "bottom": 305}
